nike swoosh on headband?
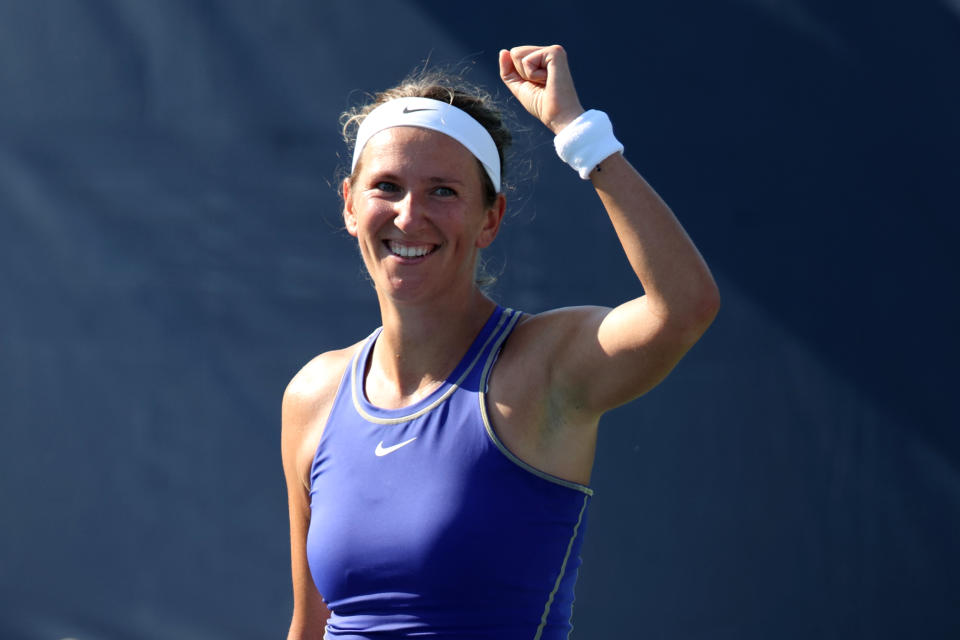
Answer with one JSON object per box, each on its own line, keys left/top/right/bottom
{"left": 375, "top": 436, "right": 418, "bottom": 457}
{"left": 352, "top": 97, "right": 501, "bottom": 192}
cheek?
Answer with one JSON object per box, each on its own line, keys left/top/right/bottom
{"left": 347, "top": 197, "right": 381, "bottom": 236}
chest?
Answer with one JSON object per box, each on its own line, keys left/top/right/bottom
{"left": 306, "top": 392, "right": 587, "bottom": 603}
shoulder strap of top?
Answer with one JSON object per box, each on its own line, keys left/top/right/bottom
{"left": 471, "top": 306, "right": 522, "bottom": 394}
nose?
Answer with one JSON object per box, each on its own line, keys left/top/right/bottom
{"left": 393, "top": 191, "right": 425, "bottom": 232}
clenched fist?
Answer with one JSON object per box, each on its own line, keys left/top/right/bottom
{"left": 499, "top": 45, "right": 585, "bottom": 134}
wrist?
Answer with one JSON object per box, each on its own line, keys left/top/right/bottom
{"left": 549, "top": 106, "right": 585, "bottom": 135}
{"left": 553, "top": 110, "right": 624, "bottom": 180}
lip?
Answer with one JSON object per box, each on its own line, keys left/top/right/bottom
{"left": 383, "top": 239, "right": 440, "bottom": 261}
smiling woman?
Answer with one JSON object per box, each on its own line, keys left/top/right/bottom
{"left": 343, "top": 125, "right": 504, "bottom": 305}
{"left": 282, "top": 45, "right": 720, "bottom": 640}
{"left": 340, "top": 73, "right": 512, "bottom": 294}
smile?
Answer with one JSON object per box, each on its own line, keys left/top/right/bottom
{"left": 386, "top": 240, "right": 438, "bottom": 258}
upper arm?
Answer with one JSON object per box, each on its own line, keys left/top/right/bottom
{"left": 535, "top": 294, "right": 718, "bottom": 419}
{"left": 281, "top": 350, "right": 354, "bottom": 639}
{"left": 283, "top": 456, "right": 330, "bottom": 639}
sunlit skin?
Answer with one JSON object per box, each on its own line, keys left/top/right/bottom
{"left": 343, "top": 127, "right": 505, "bottom": 310}
{"left": 341, "top": 126, "right": 506, "bottom": 409}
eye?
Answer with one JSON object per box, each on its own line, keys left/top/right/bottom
{"left": 374, "top": 181, "right": 401, "bottom": 193}
{"left": 432, "top": 186, "right": 457, "bottom": 197}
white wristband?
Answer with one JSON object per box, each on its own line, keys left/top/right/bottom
{"left": 553, "top": 109, "right": 624, "bottom": 180}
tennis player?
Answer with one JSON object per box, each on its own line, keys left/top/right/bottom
{"left": 282, "top": 44, "right": 720, "bottom": 639}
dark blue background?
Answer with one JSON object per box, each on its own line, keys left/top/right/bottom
{"left": 1, "top": 1, "right": 957, "bottom": 638}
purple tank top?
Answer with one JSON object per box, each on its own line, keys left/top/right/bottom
{"left": 306, "top": 306, "right": 593, "bottom": 639}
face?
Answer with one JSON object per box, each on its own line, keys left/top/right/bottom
{"left": 343, "top": 126, "right": 506, "bottom": 303}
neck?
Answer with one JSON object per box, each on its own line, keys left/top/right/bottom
{"left": 365, "top": 288, "right": 496, "bottom": 409}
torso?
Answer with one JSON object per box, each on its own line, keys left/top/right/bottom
{"left": 291, "top": 310, "right": 600, "bottom": 494}
{"left": 301, "top": 306, "right": 594, "bottom": 638}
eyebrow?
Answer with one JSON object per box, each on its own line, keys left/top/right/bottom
{"left": 368, "top": 172, "right": 464, "bottom": 185}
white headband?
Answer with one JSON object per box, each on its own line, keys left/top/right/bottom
{"left": 351, "top": 97, "right": 501, "bottom": 192}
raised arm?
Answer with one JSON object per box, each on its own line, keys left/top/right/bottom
{"left": 499, "top": 45, "right": 720, "bottom": 418}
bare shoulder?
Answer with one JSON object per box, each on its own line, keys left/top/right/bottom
{"left": 491, "top": 305, "right": 610, "bottom": 418}
{"left": 503, "top": 305, "right": 611, "bottom": 361}
{"left": 497, "top": 303, "right": 654, "bottom": 419}
{"left": 484, "top": 306, "right": 611, "bottom": 486}
{"left": 282, "top": 342, "right": 363, "bottom": 490}
{"left": 505, "top": 294, "right": 714, "bottom": 419}
{"left": 283, "top": 345, "right": 359, "bottom": 419}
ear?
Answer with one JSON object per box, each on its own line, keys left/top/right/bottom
{"left": 476, "top": 193, "right": 506, "bottom": 249}
{"left": 342, "top": 178, "right": 358, "bottom": 237}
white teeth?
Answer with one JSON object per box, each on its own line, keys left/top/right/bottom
{"left": 388, "top": 241, "right": 434, "bottom": 258}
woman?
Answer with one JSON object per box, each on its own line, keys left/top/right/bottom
{"left": 282, "top": 45, "right": 720, "bottom": 639}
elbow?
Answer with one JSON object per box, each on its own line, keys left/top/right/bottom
{"left": 643, "top": 276, "right": 720, "bottom": 345}
{"left": 671, "top": 281, "right": 721, "bottom": 344}
{"left": 697, "top": 281, "right": 721, "bottom": 328}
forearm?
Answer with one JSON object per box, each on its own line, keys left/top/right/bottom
{"left": 590, "top": 152, "right": 719, "bottom": 327}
